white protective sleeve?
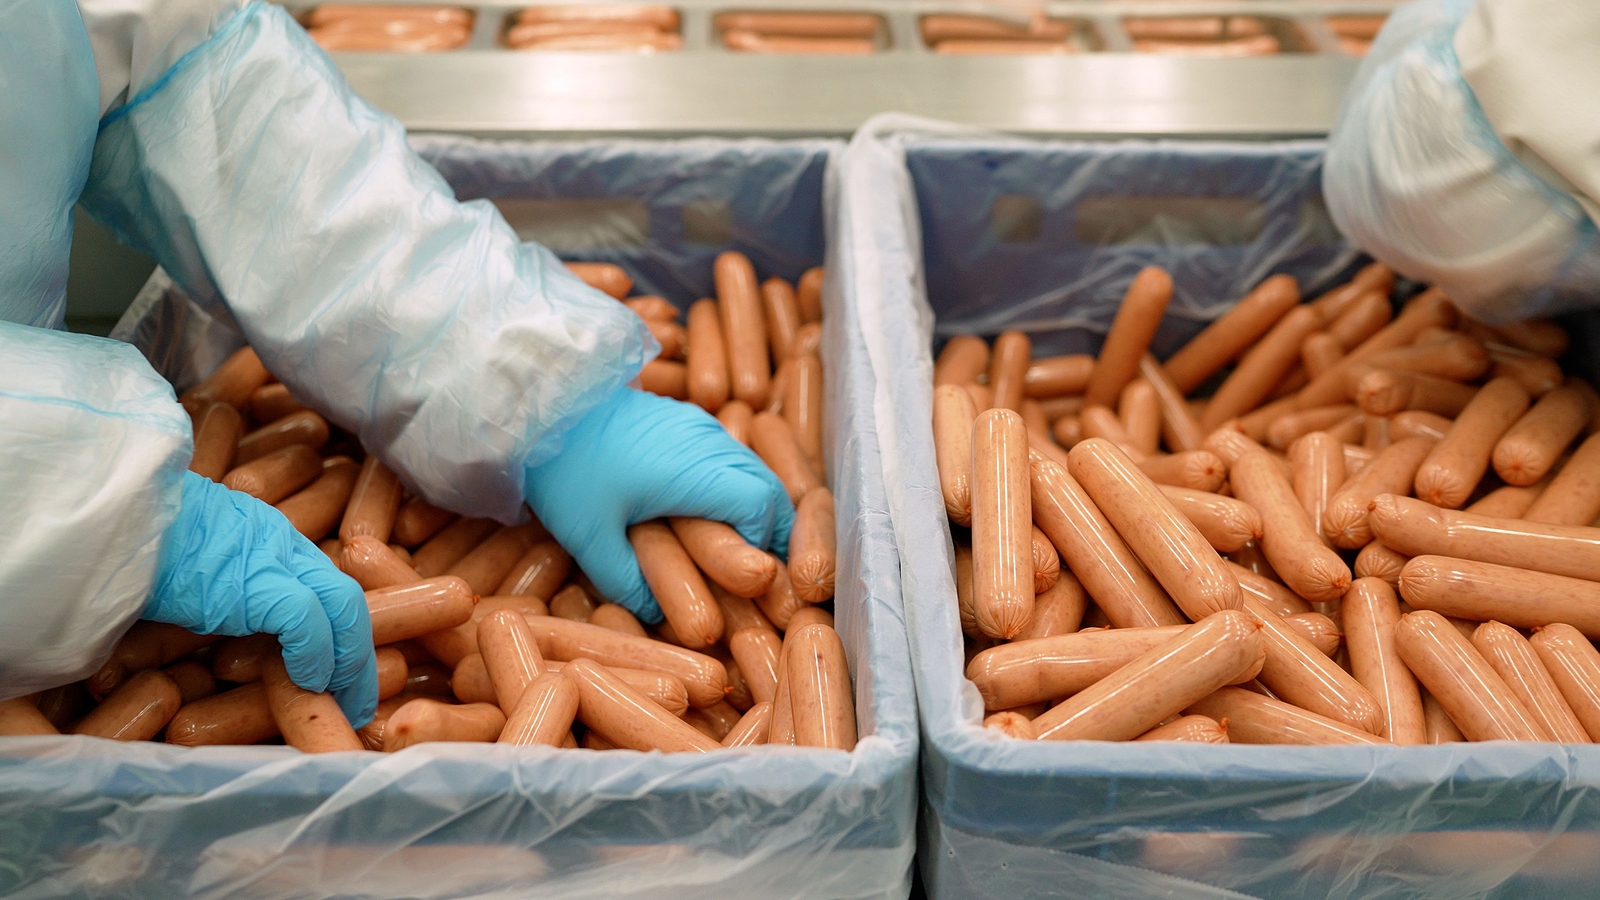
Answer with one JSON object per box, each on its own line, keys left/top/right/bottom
{"left": 77, "top": 1, "right": 654, "bottom": 522}
{"left": 0, "top": 321, "right": 190, "bottom": 699}
{"left": 75, "top": 0, "right": 243, "bottom": 116}
{"left": 1455, "top": 0, "right": 1600, "bottom": 229}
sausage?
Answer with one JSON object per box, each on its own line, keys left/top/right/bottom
{"left": 181, "top": 345, "right": 271, "bottom": 409}
{"left": 1411, "top": 377, "right": 1532, "bottom": 508}
{"left": 1358, "top": 334, "right": 1490, "bottom": 383}
{"left": 1353, "top": 370, "right": 1476, "bottom": 419}
{"left": 329, "top": 458, "right": 401, "bottom": 546}
{"left": 721, "top": 701, "right": 773, "bottom": 747}
{"left": 1030, "top": 449, "right": 1186, "bottom": 628}
{"left": 1227, "top": 561, "right": 1312, "bottom": 616}
{"left": 1085, "top": 267, "right": 1172, "bottom": 407}
{"left": 526, "top": 617, "right": 725, "bottom": 708}
{"left": 340, "top": 535, "right": 421, "bottom": 591}
{"left": 1079, "top": 405, "right": 1144, "bottom": 460}
{"left": 785, "top": 487, "right": 837, "bottom": 604}
{"left": 1164, "top": 274, "right": 1299, "bottom": 393}
{"left": 1234, "top": 395, "right": 1301, "bottom": 443}
{"left": 1245, "top": 595, "right": 1383, "bottom": 733}
{"left": 1300, "top": 332, "right": 1345, "bottom": 379}
{"left": 934, "top": 335, "right": 989, "bottom": 387}
{"left": 1390, "top": 410, "right": 1453, "bottom": 442}
{"left": 1231, "top": 450, "right": 1351, "bottom": 602}
{"left": 1033, "top": 611, "right": 1264, "bottom": 741}
{"left": 785, "top": 624, "right": 857, "bottom": 750}
{"left": 1187, "top": 686, "right": 1388, "bottom": 745}
{"left": 368, "top": 576, "right": 476, "bottom": 645}
{"left": 384, "top": 698, "right": 506, "bottom": 750}
{"left": 1529, "top": 624, "right": 1600, "bottom": 742}
{"left": 1026, "top": 524, "right": 1060, "bottom": 595}
{"left": 1370, "top": 494, "right": 1600, "bottom": 583}
{"left": 0, "top": 698, "right": 56, "bottom": 737}
{"left": 1136, "top": 355, "right": 1205, "bottom": 453}
{"left": 477, "top": 608, "right": 547, "bottom": 712}
{"left": 161, "top": 659, "right": 217, "bottom": 706}
{"left": 1202, "top": 306, "right": 1322, "bottom": 430}
{"left": 728, "top": 626, "right": 782, "bottom": 704}
{"left": 88, "top": 621, "right": 219, "bottom": 698}
{"left": 623, "top": 296, "right": 679, "bottom": 322}
{"left": 988, "top": 330, "right": 1031, "bottom": 413}
{"left": 1421, "top": 691, "right": 1466, "bottom": 743}
{"left": 1363, "top": 414, "right": 1390, "bottom": 451}
{"left": 565, "top": 261, "right": 632, "bottom": 299}
{"left": 1119, "top": 379, "right": 1162, "bottom": 455}
{"left": 1393, "top": 610, "right": 1547, "bottom": 741}
{"left": 722, "top": 30, "right": 875, "bottom": 53}
{"left": 1488, "top": 318, "right": 1568, "bottom": 358}
{"left": 761, "top": 277, "right": 802, "bottom": 365}
{"left": 496, "top": 670, "right": 580, "bottom": 747}
{"left": 165, "top": 682, "right": 278, "bottom": 746}
{"left": 1134, "top": 714, "right": 1229, "bottom": 743}
{"left": 1492, "top": 384, "right": 1588, "bottom": 486}
{"left": 1288, "top": 432, "right": 1345, "bottom": 544}
{"left": 792, "top": 323, "right": 823, "bottom": 363}
{"left": 1013, "top": 571, "right": 1088, "bottom": 640}
{"left": 1201, "top": 427, "right": 1269, "bottom": 468}
{"left": 189, "top": 401, "right": 243, "bottom": 481}
{"left": 447, "top": 522, "right": 545, "bottom": 596}
{"left": 967, "top": 625, "right": 1197, "bottom": 709}
{"left": 495, "top": 660, "right": 686, "bottom": 716}
{"left": 235, "top": 410, "right": 330, "bottom": 467}
{"left": 713, "top": 252, "right": 772, "bottom": 409}
{"left": 750, "top": 412, "right": 822, "bottom": 503}
{"left": 403, "top": 661, "right": 454, "bottom": 697}
{"left": 368, "top": 646, "right": 408, "bottom": 701}
{"left": 1398, "top": 555, "right": 1600, "bottom": 638}
{"left": 211, "top": 633, "right": 279, "bottom": 682}
{"left": 933, "top": 384, "right": 978, "bottom": 525}
{"left": 1021, "top": 396, "right": 1050, "bottom": 436}
{"left": 712, "top": 584, "right": 776, "bottom": 640}
{"left": 412, "top": 517, "right": 500, "bottom": 577}
{"left": 260, "top": 654, "right": 363, "bottom": 752}
{"left": 1490, "top": 347, "right": 1563, "bottom": 397}
{"left": 1025, "top": 354, "right": 1095, "bottom": 399}
{"left": 1326, "top": 290, "right": 1393, "bottom": 349}
{"left": 386, "top": 498, "right": 454, "bottom": 550}
{"left": 566, "top": 657, "right": 721, "bottom": 752}
{"left": 964, "top": 382, "right": 994, "bottom": 414}
{"left": 1354, "top": 541, "right": 1409, "bottom": 586}
{"left": 715, "top": 10, "right": 877, "bottom": 36}
{"left": 788, "top": 605, "right": 834, "bottom": 633}
{"left": 657, "top": 521, "right": 772, "bottom": 603}
{"left": 625, "top": 528, "right": 722, "bottom": 650}
{"left": 1266, "top": 405, "right": 1358, "bottom": 451}
{"left": 248, "top": 382, "right": 306, "bottom": 423}
{"left": 648, "top": 319, "right": 689, "bottom": 361}
{"left": 1136, "top": 450, "right": 1228, "bottom": 493}
{"left": 1284, "top": 611, "right": 1341, "bottom": 656}
{"left": 685, "top": 298, "right": 731, "bottom": 412}
{"left": 982, "top": 711, "right": 1036, "bottom": 740}
{"left": 639, "top": 360, "right": 688, "bottom": 399}
{"left": 1524, "top": 433, "right": 1600, "bottom": 525}
{"left": 716, "top": 399, "right": 755, "bottom": 447}
{"left": 1296, "top": 288, "right": 1456, "bottom": 410}
{"left": 1320, "top": 436, "right": 1436, "bottom": 548}
{"left": 785, "top": 354, "right": 824, "bottom": 465}
{"left": 1341, "top": 578, "right": 1425, "bottom": 744}
{"left": 1471, "top": 621, "right": 1589, "bottom": 743}
{"left": 755, "top": 564, "right": 808, "bottom": 630}
{"left": 223, "top": 443, "right": 322, "bottom": 505}
{"left": 494, "top": 541, "right": 571, "bottom": 600}
{"left": 970, "top": 409, "right": 1034, "bottom": 638}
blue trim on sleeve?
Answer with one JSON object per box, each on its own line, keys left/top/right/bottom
{"left": 99, "top": 1, "right": 260, "bottom": 130}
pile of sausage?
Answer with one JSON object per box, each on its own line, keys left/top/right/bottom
{"left": 919, "top": 15, "right": 1082, "bottom": 56}
{"left": 715, "top": 12, "right": 881, "bottom": 55}
{"left": 0, "top": 255, "right": 851, "bottom": 756}
{"left": 1325, "top": 15, "right": 1384, "bottom": 56}
{"left": 936, "top": 261, "right": 1600, "bottom": 746}
{"left": 304, "top": 4, "right": 474, "bottom": 52}
{"left": 1122, "top": 16, "right": 1282, "bottom": 56}
{"left": 503, "top": 5, "right": 683, "bottom": 53}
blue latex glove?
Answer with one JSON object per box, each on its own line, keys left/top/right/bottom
{"left": 524, "top": 387, "right": 795, "bottom": 623}
{"left": 149, "top": 470, "right": 379, "bottom": 726}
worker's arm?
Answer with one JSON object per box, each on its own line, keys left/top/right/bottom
{"left": 1322, "top": 0, "right": 1600, "bottom": 324}
{"left": 76, "top": 0, "right": 654, "bottom": 523}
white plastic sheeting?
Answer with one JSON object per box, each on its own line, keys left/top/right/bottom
{"left": 840, "top": 114, "right": 1600, "bottom": 900}
{"left": 0, "top": 135, "right": 916, "bottom": 900}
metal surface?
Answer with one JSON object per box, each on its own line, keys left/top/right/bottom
{"left": 307, "top": 0, "right": 1391, "bottom": 138}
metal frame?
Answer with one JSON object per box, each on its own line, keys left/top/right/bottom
{"left": 300, "top": 0, "right": 1396, "bottom": 138}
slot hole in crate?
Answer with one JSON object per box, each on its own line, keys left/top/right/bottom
{"left": 1074, "top": 196, "right": 1266, "bottom": 246}
{"left": 991, "top": 195, "right": 1044, "bottom": 244}
{"left": 681, "top": 199, "right": 736, "bottom": 246}
{"left": 491, "top": 198, "right": 650, "bottom": 251}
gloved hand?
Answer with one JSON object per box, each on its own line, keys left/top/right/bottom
{"left": 149, "top": 470, "right": 379, "bottom": 725}
{"left": 1323, "top": 0, "right": 1600, "bottom": 323}
{"left": 524, "top": 387, "right": 795, "bottom": 623}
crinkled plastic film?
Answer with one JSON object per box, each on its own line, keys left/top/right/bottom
{"left": 839, "top": 114, "right": 1600, "bottom": 900}
{"left": 0, "top": 136, "right": 917, "bottom": 900}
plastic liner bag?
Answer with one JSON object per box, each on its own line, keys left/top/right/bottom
{"left": 838, "top": 114, "right": 1600, "bottom": 900}
{"left": 0, "top": 135, "right": 917, "bottom": 900}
